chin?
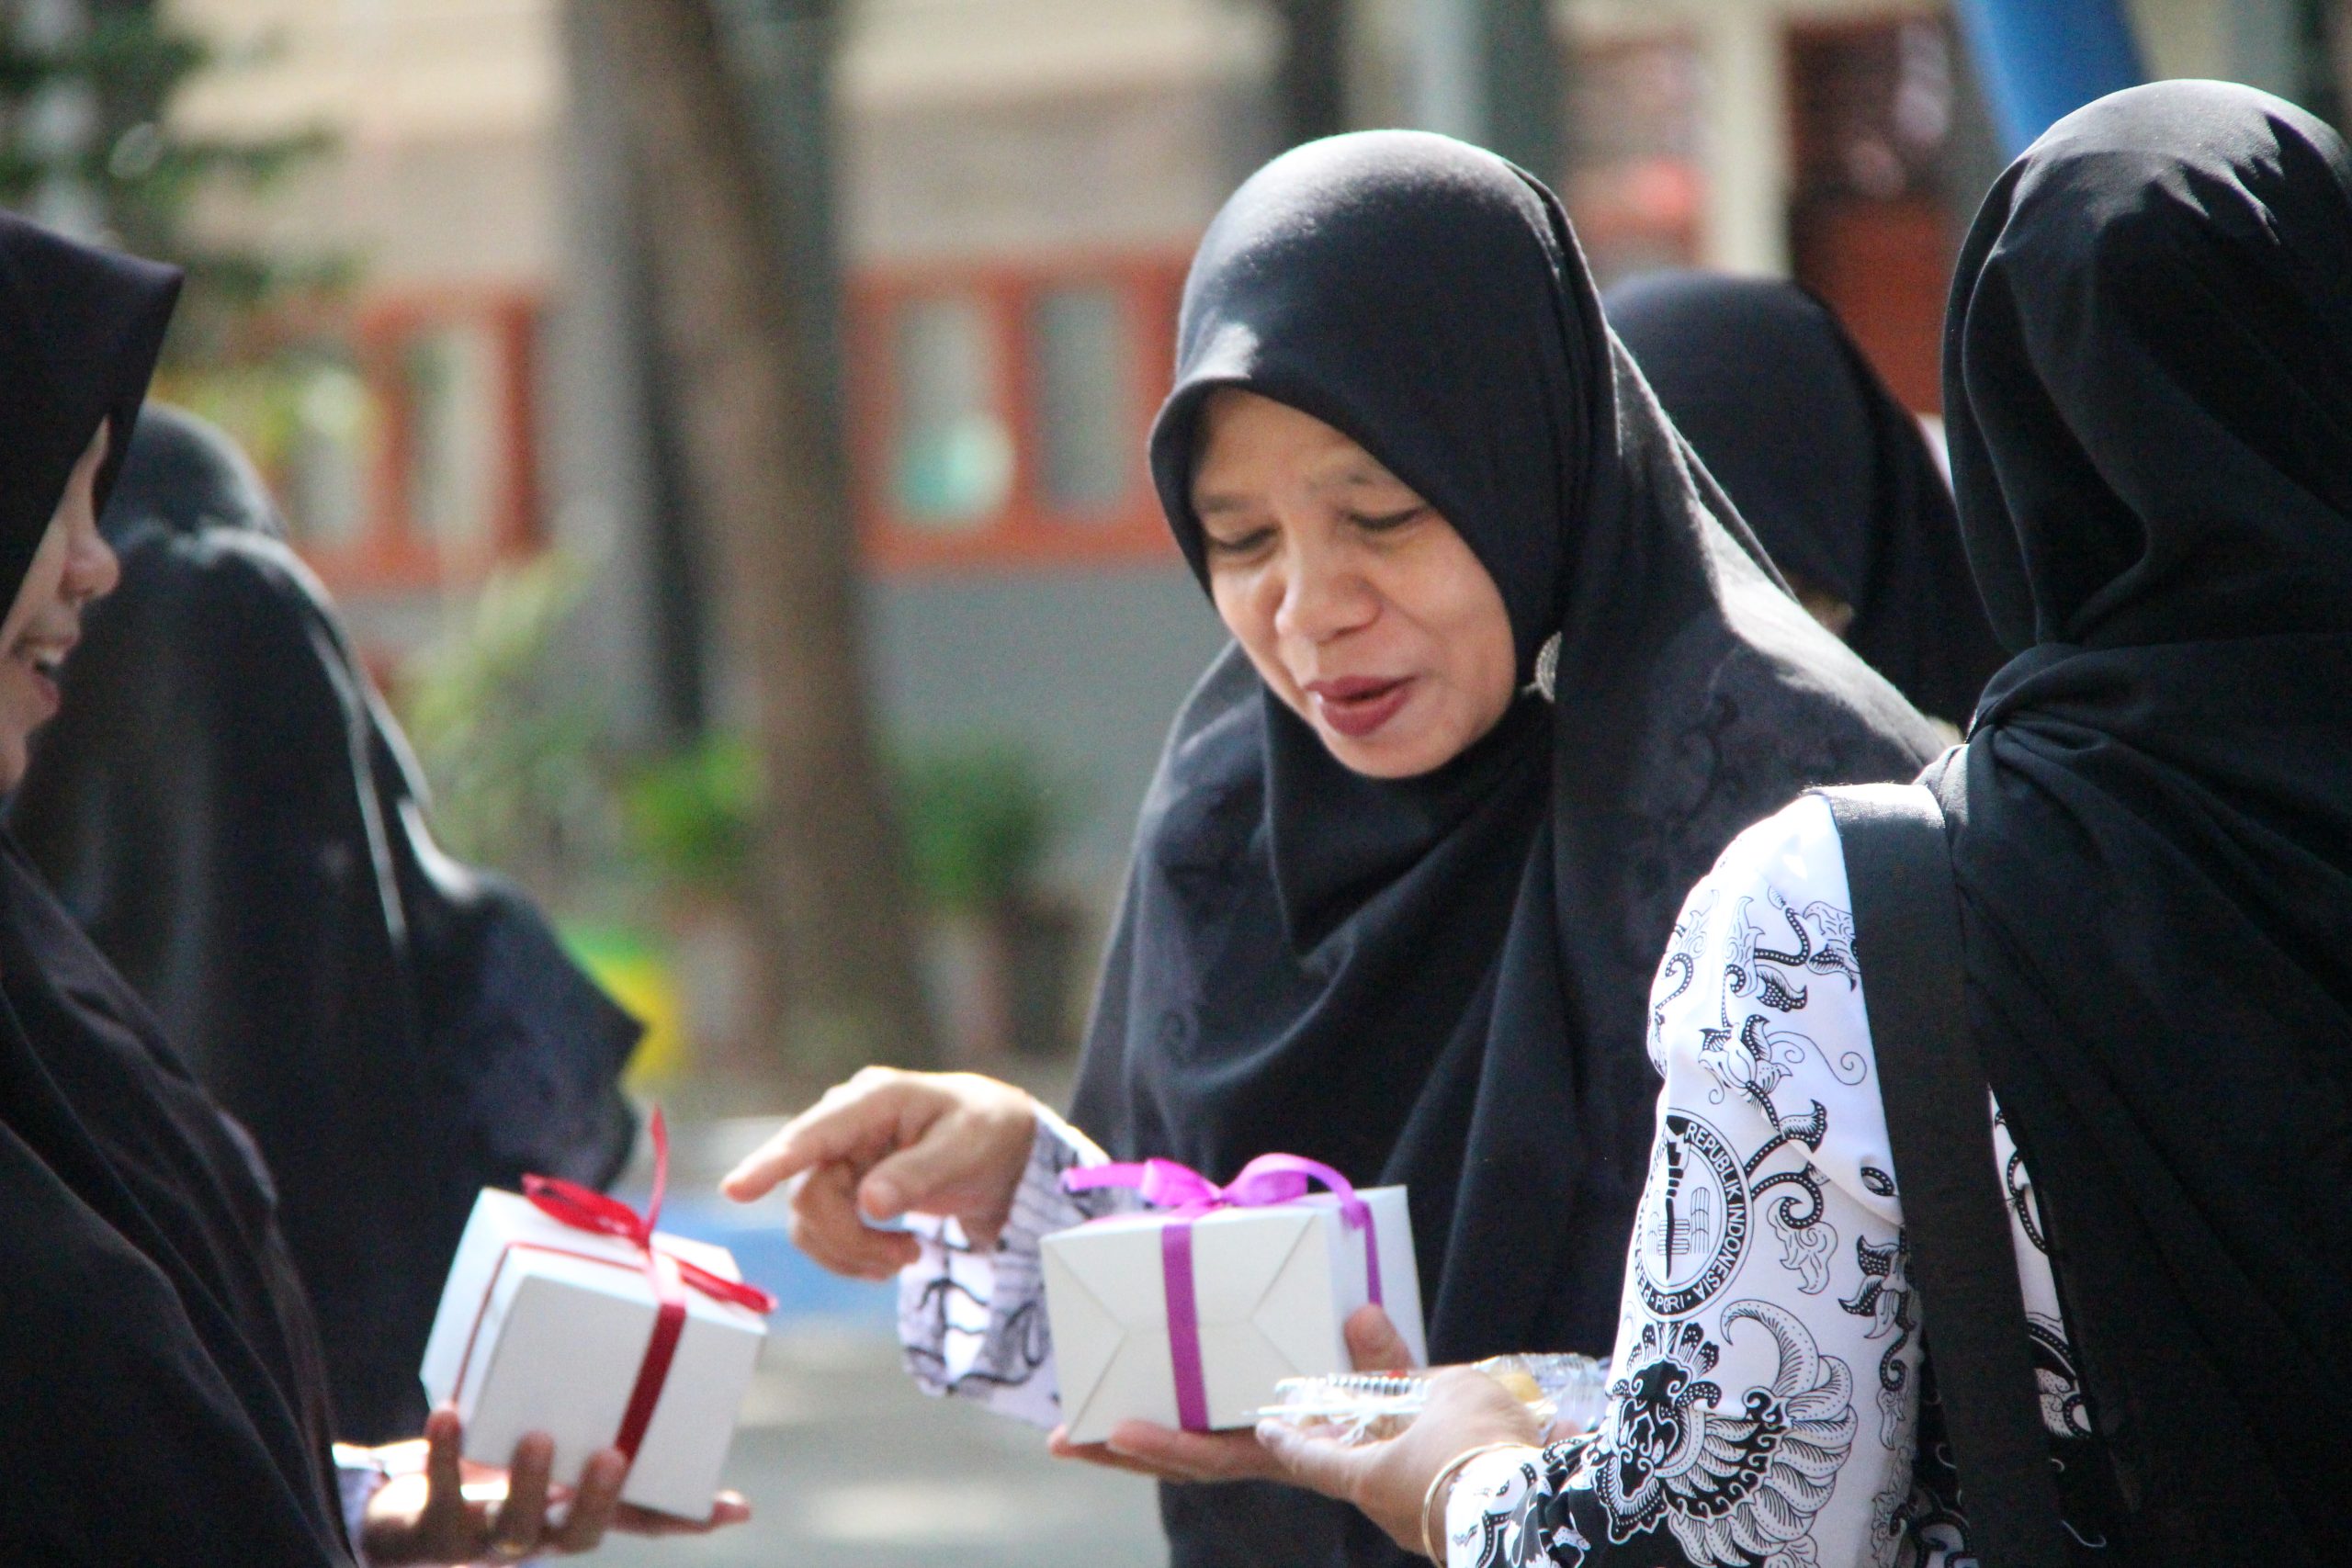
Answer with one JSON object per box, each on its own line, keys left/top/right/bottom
{"left": 1319, "top": 729, "right": 1456, "bottom": 780}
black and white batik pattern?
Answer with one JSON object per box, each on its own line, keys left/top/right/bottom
{"left": 1447, "top": 795, "right": 2107, "bottom": 1568}
{"left": 896, "top": 1108, "right": 1130, "bottom": 1428}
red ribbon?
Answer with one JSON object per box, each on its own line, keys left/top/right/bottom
{"left": 485, "top": 1109, "right": 776, "bottom": 1461}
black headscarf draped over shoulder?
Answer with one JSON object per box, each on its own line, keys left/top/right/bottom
{"left": 1604, "top": 272, "right": 2007, "bottom": 726}
{"left": 1069, "top": 133, "right": 1941, "bottom": 1568}
{"left": 0, "top": 211, "right": 352, "bottom": 1562}
{"left": 10, "top": 403, "right": 641, "bottom": 1441}
{"left": 1931, "top": 82, "right": 2352, "bottom": 1565}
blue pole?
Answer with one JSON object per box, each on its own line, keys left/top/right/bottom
{"left": 1951, "top": 0, "right": 2145, "bottom": 156}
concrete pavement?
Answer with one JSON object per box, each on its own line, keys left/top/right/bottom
{"left": 594, "top": 1325, "right": 1168, "bottom": 1568}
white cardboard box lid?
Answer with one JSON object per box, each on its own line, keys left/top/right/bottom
{"left": 1043, "top": 1185, "right": 1425, "bottom": 1440}
{"left": 422, "top": 1188, "right": 762, "bottom": 1403}
{"left": 417, "top": 1188, "right": 768, "bottom": 1517}
{"left": 464, "top": 1258, "right": 763, "bottom": 1517}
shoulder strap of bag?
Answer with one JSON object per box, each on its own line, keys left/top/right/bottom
{"left": 1818, "top": 782, "right": 2069, "bottom": 1568}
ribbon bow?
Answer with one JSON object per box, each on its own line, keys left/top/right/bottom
{"left": 523, "top": 1110, "right": 777, "bottom": 1317}
{"left": 1062, "top": 1153, "right": 1382, "bottom": 1432}
{"left": 511, "top": 1109, "right": 775, "bottom": 1460}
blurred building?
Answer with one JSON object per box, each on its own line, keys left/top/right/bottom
{"left": 158, "top": 0, "right": 2348, "bottom": 919}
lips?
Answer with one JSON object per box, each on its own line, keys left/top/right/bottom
{"left": 1304, "top": 674, "right": 1415, "bottom": 740}
{"left": 9, "top": 635, "right": 74, "bottom": 720}
{"left": 13, "top": 641, "right": 72, "bottom": 679}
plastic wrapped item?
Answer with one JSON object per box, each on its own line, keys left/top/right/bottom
{"left": 1254, "top": 1352, "right": 1610, "bottom": 1445}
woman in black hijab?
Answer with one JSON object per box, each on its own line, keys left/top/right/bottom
{"left": 1604, "top": 272, "right": 2005, "bottom": 728}
{"left": 1259, "top": 80, "right": 2352, "bottom": 1568}
{"left": 0, "top": 212, "right": 738, "bottom": 1563}
{"left": 0, "top": 202, "right": 354, "bottom": 1568}
{"left": 726, "top": 131, "right": 1939, "bottom": 1568}
{"left": 1924, "top": 76, "right": 2350, "bottom": 1562}
{"left": 9, "top": 402, "right": 640, "bottom": 1443}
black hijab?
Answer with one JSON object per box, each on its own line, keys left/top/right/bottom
{"left": 1605, "top": 271, "right": 2007, "bottom": 726}
{"left": 0, "top": 211, "right": 351, "bottom": 1563}
{"left": 9, "top": 403, "right": 641, "bottom": 1441}
{"left": 1068, "top": 132, "right": 1942, "bottom": 1568}
{"left": 1931, "top": 81, "right": 2352, "bottom": 1566}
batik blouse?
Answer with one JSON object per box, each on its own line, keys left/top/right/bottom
{"left": 899, "top": 794, "right": 2120, "bottom": 1567}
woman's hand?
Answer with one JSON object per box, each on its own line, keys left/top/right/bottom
{"left": 357, "top": 1408, "right": 749, "bottom": 1564}
{"left": 720, "top": 1067, "right": 1039, "bottom": 1279}
{"left": 1048, "top": 1304, "right": 1417, "bottom": 1485}
{"left": 1254, "top": 1367, "right": 1542, "bottom": 1556}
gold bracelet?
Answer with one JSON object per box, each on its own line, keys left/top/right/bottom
{"left": 1419, "top": 1441, "right": 1530, "bottom": 1563}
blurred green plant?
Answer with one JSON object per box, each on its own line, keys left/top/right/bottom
{"left": 894, "top": 739, "right": 1061, "bottom": 914}
{"left": 397, "top": 552, "right": 618, "bottom": 902}
{"left": 608, "top": 730, "right": 1066, "bottom": 916}
{"left": 619, "top": 731, "right": 762, "bottom": 898}
{"left": 0, "top": 3, "right": 345, "bottom": 362}
{"left": 394, "top": 555, "right": 1068, "bottom": 925}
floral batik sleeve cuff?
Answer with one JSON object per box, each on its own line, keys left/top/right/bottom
{"left": 1442, "top": 1444, "right": 1558, "bottom": 1568}
{"left": 894, "top": 1105, "right": 1133, "bottom": 1428}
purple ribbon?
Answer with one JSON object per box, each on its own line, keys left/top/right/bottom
{"left": 1063, "top": 1154, "right": 1382, "bottom": 1432}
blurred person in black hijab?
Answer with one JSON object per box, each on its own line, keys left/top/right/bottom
{"left": 1605, "top": 271, "right": 2006, "bottom": 729}
{"left": 722, "top": 131, "right": 1941, "bottom": 1568}
{"left": 0, "top": 209, "right": 743, "bottom": 1562}
{"left": 9, "top": 403, "right": 640, "bottom": 1443}
{"left": 1257, "top": 80, "right": 2352, "bottom": 1568}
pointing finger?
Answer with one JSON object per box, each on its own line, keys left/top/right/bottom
{"left": 721, "top": 1075, "right": 918, "bottom": 1201}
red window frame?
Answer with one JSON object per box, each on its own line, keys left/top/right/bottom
{"left": 349, "top": 288, "right": 546, "bottom": 592}
{"left": 175, "top": 288, "right": 547, "bottom": 596}
{"left": 1784, "top": 15, "right": 1961, "bottom": 412}
{"left": 848, "top": 253, "right": 1189, "bottom": 573}
{"left": 1561, "top": 30, "right": 1706, "bottom": 275}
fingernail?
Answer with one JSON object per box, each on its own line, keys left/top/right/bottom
{"left": 864, "top": 1179, "right": 900, "bottom": 1215}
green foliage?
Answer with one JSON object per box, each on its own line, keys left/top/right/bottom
{"left": 396, "top": 554, "right": 1066, "bottom": 918}
{"left": 0, "top": 4, "right": 343, "bottom": 361}
{"left": 895, "top": 739, "right": 1060, "bottom": 914}
{"left": 397, "top": 552, "right": 617, "bottom": 898}
{"left": 619, "top": 732, "right": 763, "bottom": 897}
{"left": 608, "top": 730, "right": 1067, "bottom": 914}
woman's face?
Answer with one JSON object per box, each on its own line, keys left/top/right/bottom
{"left": 0, "top": 423, "right": 119, "bottom": 789}
{"left": 1191, "top": 389, "right": 1518, "bottom": 778}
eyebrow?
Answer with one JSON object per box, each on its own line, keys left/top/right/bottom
{"left": 1192, "top": 491, "right": 1255, "bottom": 519}
{"left": 1191, "top": 457, "right": 1411, "bottom": 518}
{"left": 1309, "top": 458, "right": 1407, "bottom": 492}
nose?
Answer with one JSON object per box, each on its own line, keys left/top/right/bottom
{"left": 63, "top": 517, "right": 119, "bottom": 606}
{"left": 1272, "top": 532, "right": 1378, "bottom": 646}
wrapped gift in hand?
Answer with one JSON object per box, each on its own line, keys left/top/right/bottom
{"left": 1041, "top": 1156, "right": 1425, "bottom": 1444}
{"left": 418, "top": 1111, "right": 774, "bottom": 1518}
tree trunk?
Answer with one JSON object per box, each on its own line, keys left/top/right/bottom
{"left": 1269, "top": 0, "right": 1351, "bottom": 149}
{"left": 580, "top": 0, "right": 935, "bottom": 1078}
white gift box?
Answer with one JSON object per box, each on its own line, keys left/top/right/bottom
{"left": 1041, "top": 1185, "right": 1425, "bottom": 1444}
{"left": 419, "top": 1188, "right": 768, "bottom": 1518}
